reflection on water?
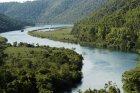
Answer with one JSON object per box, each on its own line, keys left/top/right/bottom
{"left": 0, "top": 25, "right": 138, "bottom": 93}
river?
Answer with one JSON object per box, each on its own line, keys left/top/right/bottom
{"left": 0, "top": 25, "right": 139, "bottom": 93}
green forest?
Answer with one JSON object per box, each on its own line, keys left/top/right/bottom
{"left": 79, "top": 81, "right": 120, "bottom": 93}
{"left": 0, "top": 37, "right": 121, "bottom": 93}
{"left": 71, "top": 0, "right": 140, "bottom": 93}
{"left": 0, "top": 13, "right": 33, "bottom": 33}
{"left": 0, "top": 38, "right": 83, "bottom": 93}
{"left": 72, "top": 0, "right": 140, "bottom": 51}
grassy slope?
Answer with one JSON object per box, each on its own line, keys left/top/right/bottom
{"left": 28, "top": 28, "right": 104, "bottom": 47}
{"left": 4, "top": 47, "right": 47, "bottom": 61}
{"left": 28, "top": 28, "right": 79, "bottom": 43}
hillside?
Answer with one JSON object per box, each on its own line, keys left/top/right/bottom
{"left": 72, "top": 0, "right": 140, "bottom": 51}
{"left": 0, "top": 0, "right": 110, "bottom": 24}
{"left": 0, "top": 13, "right": 33, "bottom": 33}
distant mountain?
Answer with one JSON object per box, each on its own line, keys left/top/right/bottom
{"left": 0, "top": 0, "right": 109, "bottom": 24}
{"left": 71, "top": 0, "right": 140, "bottom": 51}
{"left": 0, "top": 13, "right": 33, "bottom": 33}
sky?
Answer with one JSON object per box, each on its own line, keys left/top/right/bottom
{"left": 0, "top": 0, "right": 34, "bottom": 3}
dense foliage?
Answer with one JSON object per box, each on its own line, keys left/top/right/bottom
{"left": 79, "top": 81, "right": 120, "bottom": 93}
{"left": 71, "top": 0, "right": 140, "bottom": 92}
{"left": 0, "top": 36, "right": 7, "bottom": 43}
{"left": 0, "top": 36, "right": 7, "bottom": 65}
{"left": 0, "top": 0, "right": 110, "bottom": 24}
{"left": 72, "top": 0, "right": 140, "bottom": 51}
{"left": 122, "top": 65, "right": 140, "bottom": 93}
{"left": 0, "top": 42, "right": 83, "bottom": 93}
{"left": 0, "top": 13, "right": 33, "bottom": 33}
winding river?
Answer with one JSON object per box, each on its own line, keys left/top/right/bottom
{"left": 0, "top": 25, "right": 139, "bottom": 93}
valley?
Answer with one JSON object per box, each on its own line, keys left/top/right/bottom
{"left": 0, "top": 0, "right": 139, "bottom": 93}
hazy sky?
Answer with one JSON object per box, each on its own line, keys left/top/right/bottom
{"left": 0, "top": 0, "right": 34, "bottom": 3}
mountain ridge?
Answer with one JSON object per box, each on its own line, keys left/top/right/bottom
{"left": 0, "top": 0, "right": 110, "bottom": 24}
{"left": 0, "top": 13, "right": 33, "bottom": 33}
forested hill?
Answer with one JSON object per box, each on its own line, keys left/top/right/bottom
{"left": 0, "top": 13, "right": 32, "bottom": 33}
{"left": 72, "top": 0, "right": 140, "bottom": 51}
{"left": 0, "top": 0, "right": 110, "bottom": 24}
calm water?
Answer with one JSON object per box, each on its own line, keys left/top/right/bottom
{"left": 0, "top": 25, "right": 138, "bottom": 93}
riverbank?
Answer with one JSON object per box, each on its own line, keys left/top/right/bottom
{"left": 28, "top": 28, "right": 140, "bottom": 53}
{"left": 28, "top": 27, "right": 140, "bottom": 93}
{"left": 28, "top": 28, "right": 103, "bottom": 49}
{"left": 1, "top": 25, "right": 139, "bottom": 93}
{"left": 28, "top": 27, "right": 79, "bottom": 43}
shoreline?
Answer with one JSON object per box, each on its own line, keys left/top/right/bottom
{"left": 28, "top": 28, "right": 140, "bottom": 54}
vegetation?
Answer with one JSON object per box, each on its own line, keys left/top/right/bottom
{"left": 28, "top": 0, "right": 140, "bottom": 51}
{"left": 0, "top": 36, "right": 7, "bottom": 66}
{"left": 0, "top": 13, "right": 33, "bottom": 33}
{"left": 71, "top": 0, "right": 140, "bottom": 93}
{"left": 28, "top": 28, "right": 79, "bottom": 43}
{"left": 0, "top": 0, "right": 111, "bottom": 24}
{"left": 0, "top": 38, "right": 121, "bottom": 92}
{"left": 0, "top": 36, "right": 7, "bottom": 43}
{"left": 71, "top": 0, "right": 140, "bottom": 51}
{"left": 0, "top": 0, "right": 140, "bottom": 92}
{"left": 0, "top": 41, "right": 83, "bottom": 93}
{"left": 28, "top": 0, "right": 140, "bottom": 93}
{"left": 79, "top": 81, "right": 120, "bottom": 93}
{"left": 28, "top": 27, "right": 106, "bottom": 48}
{"left": 122, "top": 65, "right": 140, "bottom": 93}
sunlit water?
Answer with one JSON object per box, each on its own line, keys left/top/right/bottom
{"left": 0, "top": 25, "right": 138, "bottom": 93}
